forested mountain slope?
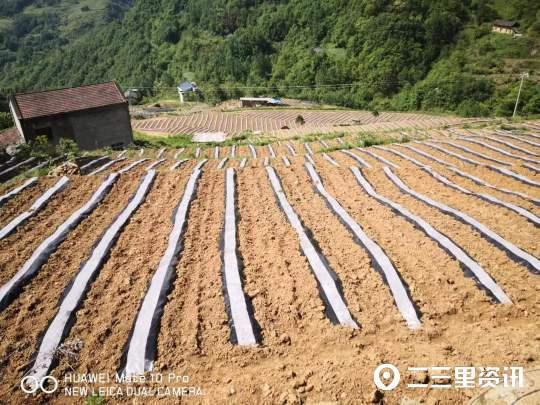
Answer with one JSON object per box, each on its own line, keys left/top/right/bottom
{"left": 0, "top": 0, "right": 539, "bottom": 116}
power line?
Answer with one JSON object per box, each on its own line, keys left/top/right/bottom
{"left": 118, "top": 80, "right": 471, "bottom": 92}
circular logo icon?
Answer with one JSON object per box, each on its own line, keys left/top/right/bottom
{"left": 20, "top": 375, "right": 58, "bottom": 394}
{"left": 41, "top": 376, "right": 59, "bottom": 394}
{"left": 374, "top": 363, "right": 401, "bottom": 391}
{"left": 20, "top": 376, "right": 39, "bottom": 394}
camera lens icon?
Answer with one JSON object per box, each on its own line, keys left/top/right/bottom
{"left": 20, "top": 375, "right": 58, "bottom": 394}
{"left": 374, "top": 364, "right": 401, "bottom": 391}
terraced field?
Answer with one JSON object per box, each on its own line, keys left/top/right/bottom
{"left": 0, "top": 126, "right": 538, "bottom": 404}
{"left": 132, "top": 109, "right": 475, "bottom": 138}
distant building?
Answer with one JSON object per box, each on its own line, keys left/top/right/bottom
{"left": 492, "top": 20, "right": 519, "bottom": 35}
{"left": 177, "top": 81, "right": 200, "bottom": 103}
{"left": 9, "top": 81, "right": 133, "bottom": 151}
{"left": 124, "top": 88, "right": 143, "bottom": 105}
{"left": 240, "top": 97, "right": 283, "bottom": 108}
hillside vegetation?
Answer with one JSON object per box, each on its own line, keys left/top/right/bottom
{"left": 0, "top": 0, "right": 539, "bottom": 117}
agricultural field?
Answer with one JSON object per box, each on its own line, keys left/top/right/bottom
{"left": 131, "top": 109, "right": 478, "bottom": 139}
{"left": 0, "top": 123, "right": 539, "bottom": 404}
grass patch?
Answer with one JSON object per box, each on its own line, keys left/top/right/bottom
{"left": 4, "top": 161, "right": 60, "bottom": 188}
{"left": 500, "top": 124, "right": 518, "bottom": 131}
{"left": 0, "top": 17, "right": 12, "bottom": 33}
{"left": 133, "top": 132, "right": 193, "bottom": 148}
{"left": 299, "top": 132, "right": 346, "bottom": 143}
{"left": 133, "top": 130, "right": 278, "bottom": 150}
{"left": 26, "top": 166, "right": 51, "bottom": 178}
{"left": 200, "top": 131, "right": 278, "bottom": 148}
{"left": 135, "top": 127, "right": 418, "bottom": 156}
{"left": 319, "top": 144, "right": 354, "bottom": 153}
{"left": 354, "top": 132, "right": 411, "bottom": 148}
{"left": 86, "top": 394, "right": 106, "bottom": 405}
{"left": 317, "top": 132, "right": 411, "bottom": 154}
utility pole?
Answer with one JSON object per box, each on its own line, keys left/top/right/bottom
{"left": 513, "top": 72, "right": 529, "bottom": 118}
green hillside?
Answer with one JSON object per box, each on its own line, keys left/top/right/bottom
{"left": 0, "top": 0, "right": 539, "bottom": 117}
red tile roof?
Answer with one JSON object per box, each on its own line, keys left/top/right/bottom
{"left": 493, "top": 19, "right": 518, "bottom": 28}
{"left": 12, "top": 82, "right": 126, "bottom": 120}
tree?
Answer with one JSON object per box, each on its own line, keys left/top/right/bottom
{"left": 0, "top": 112, "right": 12, "bottom": 130}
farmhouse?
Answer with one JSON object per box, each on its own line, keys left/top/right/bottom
{"left": 240, "top": 97, "right": 283, "bottom": 108}
{"left": 177, "top": 81, "right": 200, "bottom": 103}
{"left": 9, "top": 81, "right": 133, "bottom": 151}
{"left": 124, "top": 88, "right": 143, "bottom": 105}
{"left": 492, "top": 20, "right": 519, "bottom": 35}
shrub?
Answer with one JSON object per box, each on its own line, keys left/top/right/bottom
{"left": 362, "top": 137, "right": 384, "bottom": 147}
{"left": 30, "top": 135, "right": 56, "bottom": 159}
{"left": 456, "top": 100, "right": 490, "bottom": 117}
{"left": 0, "top": 112, "right": 13, "bottom": 130}
{"left": 523, "top": 93, "right": 540, "bottom": 115}
{"left": 15, "top": 142, "right": 31, "bottom": 159}
{"left": 356, "top": 134, "right": 386, "bottom": 148}
{"left": 57, "top": 138, "right": 79, "bottom": 160}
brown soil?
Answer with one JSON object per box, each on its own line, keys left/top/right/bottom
{"left": 0, "top": 172, "right": 145, "bottom": 402}
{"left": 492, "top": 137, "right": 540, "bottom": 154}
{"left": 154, "top": 168, "right": 229, "bottom": 370}
{"left": 274, "top": 161, "right": 406, "bottom": 329}
{"left": 0, "top": 136, "right": 537, "bottom": 405}
{"left": 362, "top": 168, "right": 539, "bottom": 301}
{"left": 0, "top": 176, "right": 103, "bottom": 286}
{"left": 54, "top": 168, "right": 194, "bottom": 379}
{"left": 444, "top": 140, "right": 540, "bottom": 179}
{"left": 236, "top": 166, "right": 330, "bottom": 344}
{"left": 477, "top": 137, "right": 540, "bottom": 158}
{"left": 374, "top": 146, "right": 540, "bottom": 200}
{"left": 407, "top": 144, "right": 540, "bottom": 215}
{"left": 394, "top": 166, "right": 539, "bottom": 255}
{"left": 312, "top": 162, "right": 494, "bottom": 317}
{"left": 0, "top": 177, "right": 57, "bottom": 228}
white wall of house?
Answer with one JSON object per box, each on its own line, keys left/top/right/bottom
{"left": 8, "top": 100, "right": 25, "bottom": 143}
{"left": 492, "top": 26, "right": 514, "bottom": 35}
